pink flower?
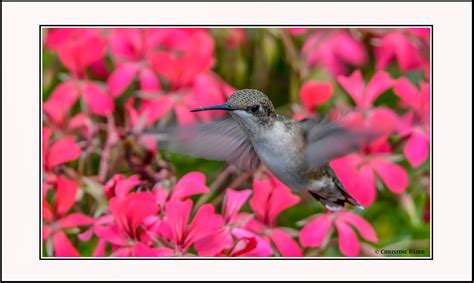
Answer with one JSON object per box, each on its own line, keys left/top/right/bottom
{"left": 42, "top": 128, "right": 81, "bottom": 171}
{"left": 300, "top": 211, "right": 378, "bottom": 256}
{"left": 150, "top": 29, "right": 215, "bottom": 88}
{"left": 94, "top": 191, "right": 160, "bottom": 256}
{"left": 194, "top": 188, "right": 260, "bottom": 256}
{"left": 46, "top": 28, "right": 107, "bottom": 77}
{"left": 218, "top": 237, "right": 258, "bottom": 257}
{"left": 137, "top": 72, "right": 234, "bottom": 126}
{"left": 107, "top": 29, "right": 163, "bottom": 97}
{"left": 68, "top": 113, "right": 98, "bottom": 140}
{"left": 154, "top": 172, "right": 210, "bottom": 206}
{"left": 375, "top": 31, "right": 424, "bottom": 72}
{"left": 407, "top": 28, "right": 431, "bottom": 42}
{"left": 103, "top": 174, "right": 144, "bottom": 200}
{"left": 43, "top": 177, "right": 94, "bottom": 256}
{"left": 299, "top": 80, "right": 333, "bottom": 113}
{"left": 142, "top": 172, "right": 219, "bottom": 256}
{"left": 244, "top": 175, "right": 304, "bottom": 257}
{"left": 303, "top": 30, "right": 367, "bottom": 76}
{"left": 337, "top": 70, "right": 398, "bottom": 136}
{"left": 157, "top": 199, "right": 224, "bottom": 256}
{"left": 44, "top": 79, "right": 114, "bottom": 125}
{"left": 393, "top": 77, "right": 430, "bottom": 167}
{"left": 44, "top": 29, "right": 116, "bottom": 124}
{"left": 330, "top": 138, "right": 409, "bottom": 207}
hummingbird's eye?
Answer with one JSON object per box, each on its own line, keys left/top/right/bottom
{"left": 249, "top": 105, "right": 260, "bottom": 113}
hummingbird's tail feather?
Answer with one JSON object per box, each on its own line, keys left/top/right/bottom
{"left": 308, "top": 190, "right": 363, "bottom": 211}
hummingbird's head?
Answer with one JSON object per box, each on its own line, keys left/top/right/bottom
{"left": 191, "top": 89, "right": 276, "bottom": 133}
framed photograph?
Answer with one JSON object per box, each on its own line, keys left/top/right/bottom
{"left": 2, "top": 2, "right": 472, "bottom": 281}
{"left": 39, "top": 26, "right": 432, "bottom": 259}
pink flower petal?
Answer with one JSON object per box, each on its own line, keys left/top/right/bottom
{"left": 53, "top": 29, "right": 107, "bottom": 75}
{"left": 55, "top": 177, "right": 77, "bottom": 217}
{"left": 371, "top": 158, "right": 409, "bottom": 194}
{"left": 299, "top": 213, "right": 333, "bottom": 247}
{"left": 68, "top": 113, "right": 97, "bottom": 139}
{"left": 244, "top": 217, "right": 266, "bottom": 234}
{"left": 302, "top": 31, "right": 366, "bottom": 76}
{"left": 404, "top": 131, "right": 429, "bottom": 167}
{"left": 82, "top": 82, "right": 114, "bottom": 116}
{"left": 43, "top": 202, "right": 54, "bottom": 222}
{"left": 150, "top": 51, "right": 180, "bottom": 86}
{"left": 47, "top": 136, "right": 81, "bottom": 168}
{"left": 43, "top": 226, "right": 52, "bottom": 240}
{"left": 333, "top": 31, "right": 367, "bottom": 67}
{"left": 165, "top": 199, "right": 193, "bottom": 246}
{"left": 43, "top": 80, "right": 80, "bottom": 125}
{"left": 337, "top": 70, "right": 364, "bottom": 107}
{"left": 140, "top": 96, "right": 175, "bottom": 126}
{"left": 90, "top": 59, "right": 109, "bottom": 79}
{"left": 335, "top": 221, "right": 360, "bottom": 257}
{"left": 266, "top": 177, "right": 300, "bottom": 225}
{"left": 130, "top": 242, "right": 158, "bottom": 257}
{"left": 339, "top": 111, "right": 365, "bottom": 128}
{"left": 393, "top": 77, "right": 419, "bottom": 107}
{"left": 375, "top": 32, "right": 423, "bottom": 72}
{"left": 107, "top": 63, "right": 139, "bottom": 97}
{"left": 299, "top": 80, "right": 333, "bottom": 112}
{"left": 269, "top": 228, "right": 303, "bottom": 257}
{"left": 251, "top": 176, "right": 300, "bottom": 226}
{"left": 367, "top": 107, "right": 399, "bottom": 136}
{"left": 53, "top": 231, "right": 80, "bottom": 257}
{"left": 223, "top": 188, "right": 252, "bottom": 223}
{"left": 139, "top": 67, "right": 160, "bottom": 92}
{"left": 94, "top": 224, "right": 127, "bottom": 246}
{"left": 103, "top": 174, "right": 125, "bottom": 199}
{"left": 155, "top": 247, "right": 175, "bottom": 257}
{"left": 42, "top": 127, "right": 52, "bottom": 155}
{"left": 170, "top": 172, "right": 209, "bottom": 201}
{"left": 92, "top": 238, "right": 107, "bottom": 257}
{"left": 114, "top": 175, "right": 143, "bottom": 199}
{"left": 175, "top": 103, "right": 197, "bottom": 126}
{"left": 338, "top": 212, "right": 378, "bottom": 242}
{"left": 194, "top": 228, "right": 228, "bottom": 256}
{"left": 59, "top": 213, "right": 93, "bottom": 229}
{"left": 109, "top": 28, "right": 142, "bottom": 61}
{"left": 228, "top": 237, "right": 258, "bottom": 257}
{"left": 232, "top": 228, "right": 274, "bottom": 257}
{"left": 110, "top": 192, "right": 159, "bottom": 237}
{"left": 249, "top": 178, "right": 272, "bottom": 221}
{"left": 363, "top": 71, "right": 393, "bottom": 108}
{"left": 332, "top": 157, "right": 376, "bottom": 207}
{"left": 185, "top": 204, "right": 224, "bottom": 249}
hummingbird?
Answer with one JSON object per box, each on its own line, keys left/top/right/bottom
{"left": 158, "top": 89, "right": 373, "bottom": 210}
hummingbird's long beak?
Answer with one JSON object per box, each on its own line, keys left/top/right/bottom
{"left": 190, "top": 103, "right": 235, "bottom": 112}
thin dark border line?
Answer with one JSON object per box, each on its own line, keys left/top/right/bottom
{"left": 39, "top": 24, "right": 434, "bottom": 261}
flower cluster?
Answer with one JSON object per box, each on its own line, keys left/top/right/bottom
{"left": 42, "top": 27, "right": 430, "bottom": 257}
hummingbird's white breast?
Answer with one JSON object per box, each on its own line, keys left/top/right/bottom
{"left": 250, "top": 120, "right": 308, "bottom": 191}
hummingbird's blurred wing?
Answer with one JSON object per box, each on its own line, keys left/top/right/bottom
{"left": 299, "top": 118, "right": 374, "bottom": 171}
{"left": 156, "top": 119, "right": 261, "bottom": 171}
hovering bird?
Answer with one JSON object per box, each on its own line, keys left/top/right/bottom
{"left": 157, "top": 89, "right": 374, "bottom": 210}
